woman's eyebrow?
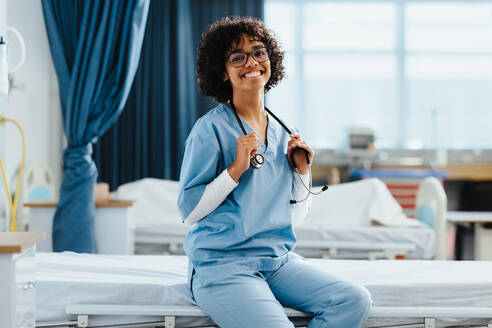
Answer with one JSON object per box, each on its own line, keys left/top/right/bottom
{"left": 231, "top": 44, "right": 265, "bottom": 53}
{"left": 248, "top": 38, "right": 264, "bottom": 44}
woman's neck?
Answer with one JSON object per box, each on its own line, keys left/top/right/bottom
{"left": 232, "top": 89, "right": 265, "bottom": 123}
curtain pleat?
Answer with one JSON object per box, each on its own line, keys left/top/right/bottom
{"left": 42, "top": 0, "right": 149, "bottom": 252}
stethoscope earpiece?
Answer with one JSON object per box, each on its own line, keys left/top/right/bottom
{"left": 290, "top": 166, "right": 329, "bottom": 204}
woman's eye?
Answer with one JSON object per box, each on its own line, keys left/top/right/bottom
{"left": 230, "top": 54, "right": 244, "bottom": 62}
{"left": 254, "top": 49, "right": 267, "bottom": 57}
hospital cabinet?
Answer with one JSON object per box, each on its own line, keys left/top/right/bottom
{"left": 24, "top": 200, "right": 134, "bottom": 254}
{"left": 447, "top": 211, "right": 492, "bottom": 261}
{"left": 0, "top": 232, "right": 44, "bottom": 328}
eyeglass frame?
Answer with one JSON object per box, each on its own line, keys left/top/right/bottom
{"left": 227, "top": 47, "right": 271, "bottom": 68}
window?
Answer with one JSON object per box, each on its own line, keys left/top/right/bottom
{"left": 265, "top": 0, "right": 492, "bottom": 149}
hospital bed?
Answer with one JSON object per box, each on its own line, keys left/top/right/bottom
{"left": 112, "top": 177, "right": 446, "bottom": 260}
{"left": 35, "top": 252, "right": 492, "bottom": 328}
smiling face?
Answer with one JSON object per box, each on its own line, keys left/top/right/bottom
{"left": 224, "top": 34, "right": 271, "bottom": 96}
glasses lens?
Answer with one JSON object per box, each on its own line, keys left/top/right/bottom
{"left": 253, "top": 48, "right": 269, "bottom": 62}
{"left": 229, "top": 52, "right": 246, "bottom": 67}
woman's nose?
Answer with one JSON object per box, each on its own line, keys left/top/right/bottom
{"left": 244, "top": 54, "right": 258, "bottom": 67}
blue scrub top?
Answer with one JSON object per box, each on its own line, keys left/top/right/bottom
{"left": 178, "top": 104, "right": 298, "bottom": 286}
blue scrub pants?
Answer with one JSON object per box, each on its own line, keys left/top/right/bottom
{"left": 191, "top": 257, "right": 372, "bottom": 328}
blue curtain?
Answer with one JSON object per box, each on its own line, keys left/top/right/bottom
{"left": 42, "top": 0, "right": 150, "bottom": 253}
{"left": 94, "top": 0, "right": 197, "bottom": 187}
{"left": 94, "top": 0, "right": 264, "bottom": 189}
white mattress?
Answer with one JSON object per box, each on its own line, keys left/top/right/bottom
{"left": 36, "top": 253, "right": 492, "bottom": 327}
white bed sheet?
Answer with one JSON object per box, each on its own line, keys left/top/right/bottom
{"left": 36, "top": 253, "right": 492, "bottom": 327}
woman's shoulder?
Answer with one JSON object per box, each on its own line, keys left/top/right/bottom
{"left": 199, "top": 103, "right": 229, "bottom": 123}
{"left": 189, "top": 104, "right": 230, "bottom": 139}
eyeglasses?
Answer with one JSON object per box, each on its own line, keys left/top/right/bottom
{"left": 228, "top": 47, "right": 270, "bottom": 68}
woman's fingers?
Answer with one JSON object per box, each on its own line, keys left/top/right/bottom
{"left": 288, "top": 140, "right": 307, "bottom": 152}
{"left": 238, "top": 133, "right": 259, "bottom": 143}
{"left": 233, "top": 132, "right": 262, "bottom": 174}
{"left": 287, "top": 139, "right": 314, "bottom": 161}
{"left": 238, "top": 133, "right": 260, "bottom": 155}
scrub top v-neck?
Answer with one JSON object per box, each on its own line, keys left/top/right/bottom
{"left": 234, "top": 108, "right": 270, "bottom": 150}
{"left": 177, "top": 103, "right": 298, "bottom": 286}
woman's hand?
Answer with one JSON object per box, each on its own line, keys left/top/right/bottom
{"left": 228, "top": 132, "right": 260, "bottom": 182}
{"left": 287, "top": 133, "right": 314, "bottom": 175}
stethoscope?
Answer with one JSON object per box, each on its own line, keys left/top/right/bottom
{"left": 229, "top": 102, "right": 328, "bottom": 204}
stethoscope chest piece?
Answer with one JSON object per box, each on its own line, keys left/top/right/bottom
{"left": 250, "top": 153, "right": 264, "bottom": 168}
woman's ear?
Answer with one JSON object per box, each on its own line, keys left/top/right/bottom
{"left": 223, "top": 72, "right": 229, "bottom": 81}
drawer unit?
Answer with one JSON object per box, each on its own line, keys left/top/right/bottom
{"left": 0, "top": 232, "right": 44, "bottom": 328}
{"left": 14, "top": 248, "right": 36, "bottom": 328}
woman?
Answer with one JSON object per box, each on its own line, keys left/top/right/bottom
{"left": 178, "top": 17, "right": 372, "bottom": 328}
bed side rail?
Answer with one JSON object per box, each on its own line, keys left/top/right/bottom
{"left": 58, "top": 304, "right": 492, "bottom": 328}
{"left": 294, "top": 240, "right": 416, "bottom": 260}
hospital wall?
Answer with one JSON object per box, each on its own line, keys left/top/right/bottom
{"left": 0, "top": 0, "right": 6, "bottom": 226}
{"left": 0, "top": 0, "right": 5, "bottom": 41}
{"left": 0, "top": 0, "right": 6, "bottom": 154}
{"left": 0, "top": 0, "right": 63, "bottom": 228}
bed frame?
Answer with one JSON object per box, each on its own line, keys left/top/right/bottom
{"left": 36, "top": 304, "right": 492, "bottom": 328}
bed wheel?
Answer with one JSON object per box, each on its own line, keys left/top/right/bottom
{"left": 164, "top": 315, "right": 175, "bottom": 328}
{"left": 77, "top": 314, "right": 89, "bottom": 327}
{"left": 424, "top": 317, "right": 435, "bottom": 328}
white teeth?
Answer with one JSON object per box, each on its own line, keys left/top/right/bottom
{"left": 244, "top": 71, "right": 261, "bottom": 78}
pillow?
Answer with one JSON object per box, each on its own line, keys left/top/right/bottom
{"left": 111, "top": 178, "right": 181, "bottom": 226}
{"left": 307, "top": 178, "right": 423, "bottom": 227}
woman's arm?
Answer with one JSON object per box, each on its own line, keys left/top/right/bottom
{"left": 183, "top": 169, "right": 237, "bottom": 225}
{"left": 180, "top": 132, "right": 260, "bottom": 225}
{"left": 177, "top": 127, "right": 223, "bottom": 221}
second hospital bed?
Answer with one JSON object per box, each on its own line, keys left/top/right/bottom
{"left": 36, "top": 252, "right": 492, "bottom": 328}
{"left": 111, "top": 177, "right": 446, "bottom": 260}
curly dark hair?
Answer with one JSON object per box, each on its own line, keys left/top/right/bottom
{"left": 196, "top": 16, "right": 285, "bottom": 104}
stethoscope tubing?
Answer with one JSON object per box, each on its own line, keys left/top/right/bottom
{"left": 228, "top": 102, "right": 328, "bottom": 203}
